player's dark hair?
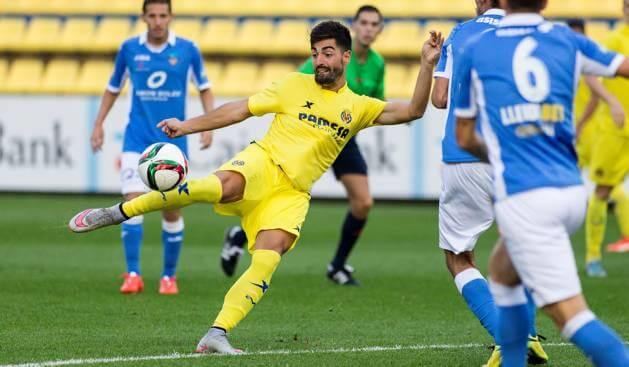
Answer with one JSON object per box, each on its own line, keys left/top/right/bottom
{"left": 506, "top": 0, "right": 545, "bottom": 11}
{"left": 310, "top": 21, "right": 352, "bottom": 52}
{"left": 566, "top": 18, "right": 586, "bottom": 33}
{"left": 143, "top": 0, "right": 172, "bottom": 14}
{"left": 491, "top": 0, "right": 501, "bottom": 8}
{"left": 354, "top": 5, "right": 383, "bottom": 22}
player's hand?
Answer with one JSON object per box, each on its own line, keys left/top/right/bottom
{"left": 610, "top": 101, "right": 626, "bottom": 129}
{"left": 199, "top": 131, "right": 213, "bottom": 150}
{"left": 157, "top": 118, "right": 186, "bottom": 138}
{"left": 421, "top": 31, "right": 444, "bottom": 66}
{"left": 90, "top": 124, "right": 104, "bottom": 152}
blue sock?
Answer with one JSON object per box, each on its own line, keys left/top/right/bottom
{"left": 121, "top": 217, "right": 143, "bottom": 274}
{"left": 162, "top": 218, "right": 184, "bottom": 277}
{"left": 525, "top": 288, "right": 538, "bottom": 337}
{"left": 491, "top": 283, "right": 529, "bottom": 367}
{"left": 455, "top": 268, "right": 497, "bottom": 339}
{"left": 564, "top": 310, "right": 629, "bottom": 367}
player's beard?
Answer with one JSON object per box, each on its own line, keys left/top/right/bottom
{"left": 314, "top": 65, "right": 343, "bottom": 86}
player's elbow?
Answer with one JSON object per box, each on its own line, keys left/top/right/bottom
{"left": 408, "top": 107, "right": 425, "bottom": 120}
{"left": 431, "top": 91, "right": 447, "bottom": 109}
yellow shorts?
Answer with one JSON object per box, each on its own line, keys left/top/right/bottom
{"left": 589, "top": 133, "right": 629, "bottom": 186}
{"left": 214, "top": 143, "right": 310, "bottom": 253}
{"left": 576, "top": 126, "right": 597, "bottom": 168}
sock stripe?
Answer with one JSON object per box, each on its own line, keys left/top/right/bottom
{"left": 124, "top": 215, "right": 144, "bottom": 225}
{"left": 490, "top": 282, "right": 527, "bottom": 307}
{"left": 562, "top": 309, "right": 596, "bottom": 339}
{"left": 162, "top": 218, "right": 184, "bottom": 233}
{"left": 454, "top": 268, "right": 485, "bottom": 294}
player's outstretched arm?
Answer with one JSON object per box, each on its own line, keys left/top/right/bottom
{"left": 158, "top": 99, "right": 253, "bottom": 138}
{"left": 456, "top": 117, "right": 488, "bottom": 162}
{"left": 373, "top": 31, "right": 444, "bottom": 125}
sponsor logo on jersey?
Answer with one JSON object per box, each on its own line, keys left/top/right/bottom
{"left": 134, "top": 54, "right": 151, "bottom": 62}
{"left": 147, "top": 71, "right": 168, "bottom": 89}
{"left": 298, "top": 112, "right": 351, "bottom": 141}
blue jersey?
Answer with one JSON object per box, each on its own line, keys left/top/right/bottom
{"left": 435, "top": 9, "right": 505, "bottom": 164}
{"left": 108, "top": 31, "right": 210, "bottom": 154}
{"left": 455, "top": 14, "right": 623, "bottom": 200}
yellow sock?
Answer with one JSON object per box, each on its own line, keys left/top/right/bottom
{"left": 610, "top": 186, "right": 629, "bottom": 238}
{"left": 122, "top": 174, "right": 223, "bottom": 217}
{"left": 586, "top": 194, "right": 608, "bottom": 263}
{"left": 213, "top": 249, "right": 281, "bottom": 332}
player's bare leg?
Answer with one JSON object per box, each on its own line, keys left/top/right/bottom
{"left": 586, "top": 185, "right": 613, "bottom": 277}
{"left": 328, "top": 173, "right": 372, "bottom": 285}
{"left": 197, "top": 229, "right": 294, "bottom": 354}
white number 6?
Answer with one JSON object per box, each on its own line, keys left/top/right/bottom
{"left": 513, "top": 37, "right": 550, "bottom": 103}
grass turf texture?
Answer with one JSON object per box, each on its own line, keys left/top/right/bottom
{"left": 1, "top": 194, "right": 627, "bottom": 367}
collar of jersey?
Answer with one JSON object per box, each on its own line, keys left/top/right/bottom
{"left": 498, "top": 13, "right": 544, "bottom": 28}
{"left": 139, "top": 31, "right": 177, "bottom": 52}
{"left": 318, "top": 81, "right": 349, "bottom": 94}
{"left": 484, "top": 8, "right": 506, "bottom": 16}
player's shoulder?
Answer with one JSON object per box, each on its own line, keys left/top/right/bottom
{"left": 368, "top": 48, "right": 385, "bottom": 67}
{"left": 173, "top": 36, "right": 199, "bottom": 49}
{"left": 119, "top": 35, "right": 142, "bottom": 52}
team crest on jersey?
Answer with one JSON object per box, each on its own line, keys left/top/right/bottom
{"left": 168, "top": 53, "right": 178, "bottom": 66}
{"left": 340, "top": 109, "right": 353, "bottom": 124}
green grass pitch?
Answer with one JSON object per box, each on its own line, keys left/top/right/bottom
{"left": 1, "top": 194, "right": 627, "bottom": 366}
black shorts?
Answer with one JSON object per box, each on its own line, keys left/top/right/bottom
{"left": 332, "top": 137, "right": 368, "bottom": 180}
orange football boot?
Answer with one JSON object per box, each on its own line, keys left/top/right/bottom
{"left": 159, "top": 276, "right": 179, "bottom": 295}
{"left": 120, "top": 272, "right": 144, "bottom": 294}
{"left": 606, "top": 237, "right": 629, "bottom": 253}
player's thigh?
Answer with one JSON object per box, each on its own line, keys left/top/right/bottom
{"left": 495, "top": 187, "right": 586, "bottom": 308}
{"left": 242, "top": 186, "right": 310, "bottom": 254}
{"left": 589, "top": 134, "right": 629, "bottom": 186}
{"left": 120, "top": 152, "right": 149, "bottom": 196}
{"left": 331, "top": 137, "right": 368, "bottom": 179}
{"left": 439, "top": 163, "right": 494, "bottom": 254}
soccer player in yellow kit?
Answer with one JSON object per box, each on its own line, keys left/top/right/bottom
{"left": 68, "top": 21, "right": 444, "bottom": 353}
{"left": 584, "top": 2, "right": 629, "bottom": 277}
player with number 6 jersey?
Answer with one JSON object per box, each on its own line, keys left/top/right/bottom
{"left": 454, "top": 0, "right": 629, "bottom": 365}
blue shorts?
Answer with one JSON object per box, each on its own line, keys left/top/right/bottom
{"left": 332, "top": 137, "right": 368, "bottom": 179}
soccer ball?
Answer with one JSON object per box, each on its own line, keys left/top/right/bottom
{"left": 137, "top": 143, "right": 188, "bottom": 192}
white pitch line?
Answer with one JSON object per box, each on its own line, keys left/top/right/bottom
{"left": 0, "top": 342, "right": 578, "bottom": 367}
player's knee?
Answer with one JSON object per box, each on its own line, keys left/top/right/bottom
{"left": 351, "top": 195, "right": 373, "bottom": 218}
{"left": 594, "top": 185, "right": 613, "bottom": 200}
{"left": 488, "top": 243, "right": 520, "bottom": 286}
{"left": 216, "top": 171, "right": 245, "bottom": 203}
{"left": 162, "top": 209, "right": 181, "bottom": 222}
{"left": 444, "top": 250, "right": 475, "bottom": 277}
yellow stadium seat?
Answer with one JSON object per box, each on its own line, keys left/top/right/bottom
{"left": 423, "top": 21, "right": 457, "bottom": 40}
{"left": 171, "top": 19, "right": 203, "bottom": 45}
{"left": 22, "top": 17, "right": 62, "bottom": 52}
{"left": 58, "top": 18, "right": 96, "bottom": 52}
{"left": 4, "top": 58, "right": 44, "bottom": 93}
{"left": 270, "top": 20, "right": 311, "bottom": 56}
{"left": 93, "top": 18, "right": 132, "bottom": 52}
{"left": 129, "top": 18, "right": 146, "bottom": 38}
{"left": 587, "top": 21, "right": 613, "bottom": 44}
{"left": 203, "top": 61, "right": 223, "bottom": 86}
{"left": 41, "top": 59, "right": 80, "bottom": 93}
{"left": 76, "top": 60, "right": 114, "bottom": 94}
{"left": 0, "top": 18, "right": 27, "bottom": 51}
{"left": 0, "top": 58, "right": 8, "bottom": 87}
{"left": 199, "top": 19, "right": 239, "bottom": 54}
{"left": 256, "top": 62, "right": 295, "bottom": 91}
{"left": 107, "top": 0, "right": 138, "bottom": 15}
{"left": 385, "top": 63, "right": 412, "bottom": 99}
{"left": 373, "top": 21, "right": 423, "bottom": 58}
{"left": 232, "top": 19, "right": 274, "bottom": 55}
{"left": 214, "top": 61, "right": 259, "bottom": 96}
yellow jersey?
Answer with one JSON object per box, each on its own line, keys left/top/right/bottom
{"left": 248, "top": 72, "right": 386, "bottom": 192}
{"left": 599, "top": 24, "right": 629, "bottom": 136}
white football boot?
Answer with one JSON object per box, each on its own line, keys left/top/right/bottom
{"left": 68, "top": 204, "right": 127, "bottom": 233}
{"left": 195, "top": 327, "right": 243, "bottom": 355}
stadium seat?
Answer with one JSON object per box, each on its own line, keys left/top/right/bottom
{"left": 256, "top": 62, "right": 296, "bottom": 91}
{"left": 423, "top": 21, "right": 457, "bottom": 40}
{"left": 22, "top": 17, "right": 62, "bottom": 52}
{"left": 0, "top": 58, "right": 8, "bottom": 87}
{"left": 385, "top": 63, "right": 412, "bottom": 99}
{"left": 75, "top": 59, "right": 113, "bottom": 94}
{"left": 272, "top": 20, "right": 311, "bottom": 56}
{"left": 232, "top": 19, "right": 275, "bottom": 55}
{"left": 92, "top": 18, "right": 132, "bottom": 52}
{"left": 129, "top": 18, "right": 145, "bottom": 38}
{"left": 58, "top": 18, "right": 96, "bottom": 52}
{"left": 199, "top": 19, "right": 239, "bottom": 54}
{"left": 4, "top": 58, "right": 44, "bottom": 93}
{"left": 586, "top": 21, "right": 613, "bottom": 43}
{"left": 40, "top": 59, "right": 80, "bottom": 93}
{"left": 171, "top": 18, "right": 204, "bottom": 45}
{"left": 214, "top": 61, "right": 259, "bottom": 96}
{"left": 372, "top": 21, "right": 423, "bottom": 57}
{"left": 0, "top": 18, "right": 27, "bottom": 51}
{"left": 187, "top": 61, "right": 223, "bottom": 95}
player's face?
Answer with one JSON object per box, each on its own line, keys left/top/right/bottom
{"left": 624, "top": 0, "right": 629, "bottom": 19}
{"left": 311, "top": 39, "right": 351, "bottom": 86}
{"left": 142, "top": 3, "right": 172, "bottom": 42}
{"left": 351, "top": 11, "right": 383, "bottom": 47}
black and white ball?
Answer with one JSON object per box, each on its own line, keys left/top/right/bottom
{"left": 137, "top": 143, "right": 188, "bottom": 192}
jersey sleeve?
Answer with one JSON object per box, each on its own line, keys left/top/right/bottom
{"left": 107, "top": 44, "right": 129, "bottom": 93}
{"left": 575, "top": 33, "right": 624, "bottom": 77}
{"left": 298, "top": 58, "right": 315, "bottom": 74}
{"left": 189, "top": 43, "right": 210, "bottom": 91}
{"left": 248, "top": 73, "right": 294, "bottom": 116}
{"left": 356, "top": 95, "right": 387, "bottom": 130}
{"left": 434, "top": 26, "right": 457, "bottom": 79}
{"left": 453, "top": 46, "right": 477, "bottom": 119}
